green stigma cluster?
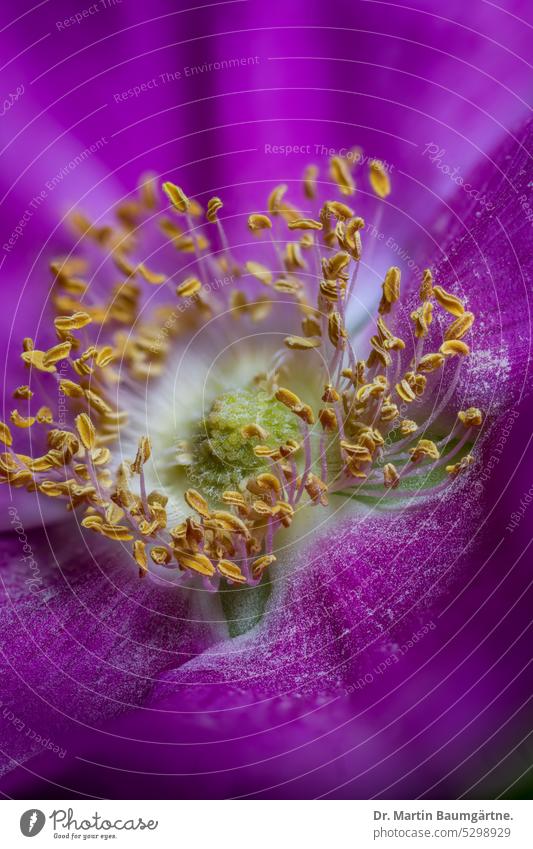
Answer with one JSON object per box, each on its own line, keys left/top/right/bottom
{"left": 187, "top": 388, "right": 299, "bottom": 498}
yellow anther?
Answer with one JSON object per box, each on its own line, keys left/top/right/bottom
{"left": 36, "top": 407, "right": 53, "bottom": 424}
{"left": 184, "top": 488, "right": 210, "bottom": 519}
{"left": 330, "top": 156, "right": 355, "bottom": 196}
{"left": 99, "top": 524, "right": 134, "bottom": 541}
{"left": 211, "top": 510, "right": 250, "bottom": 536}
{"left": 322, "top": 384, "right": 340, "bottom": 403}
{"left": 420, "top": 268, "right": 433, "bottom": 301}
{"left": 137, "top": 263, "right": 166, "bottom": 285}
{"left": 245, "top": 260, "right": 272, "bottom": 286}
{"left": 380, "top": 400, "right": 399, "bottom": 422}
{"left": 305, "top": 473, "right": 328, "bottom": 506}
{"left": 217, "top": 559, "right": 246, "bottom": 584}
{"left": 303, "top": 165, "right": 318, "bottom": 199}
{"left": 417, "top": 353, "right": 445, "bottom": 373}
{"left": 323, "top": 201, "right": 356, "bottom": 221}
{"left": 395, "top": 380, "right": 416, "bottom": 403}
{"left": 318, "top": 407, "right": 337, "bottom": 431}
{"left": 433, "top": 285, "right": 465, "bottom": 317}
{"left": 409, "top": 439, "right": 440, "bottom": 462}
{"left": 206, "top": 197, "right": 223, "bottom": 222}
{"left": 284, "top": 335, "right": 321, "bottom": 350}
{"left": 369, "top": 160, "right": 391, "bottom": 198}
{"left": 176, "top": 551, "right": 215, "bottom": 576}
{"left": 21, "top": 350, "right": 57, "bottom": 373}
{"left": 54, "top": 312, "right": 92, "bottom": 332}
{"left": 383, "top": 463, "right": 400, "bottom": 488}
{"left": 379, "top": 267, "right": 401, "bottom": 314}
{"left": 440, "top": 340, "right": 470, "bottom": 357}
{"left": 133, "top": 540, "right": 148, "bottom": 577}
{"left": 75, "top": 413, "right": 96, "bottom": 450}
{"left": 43, "top": 341, "right": 72, "bottom": 366}
{"left": 444, "top": 312, "right": 475, "bottom": 341}
{"left": 458, "top": 407, "right": 483, "bottom": 427}
{"left": 95, "top": 346, "right": 115, "bottom": 367}
{"left": 13, "top": 386, "right": 33, "bottom": 400}
{"left": 284, "top": 242, "right": 306, "bottom": 271}
{"left": 176, "top": 276, "right": 202, "bottom": 298}
{"left": 411, "top": 301, "right": 433, "bottom": 338}
{"left": 131, "top": 436, "right": 152, "bottom": 473}
{"left": 81, "top": 515, "right": 104, "bottom": 531}
{"left": 328, "top": 311, "right": 346, "bottom": 348}
{"left": 240, "top": 422, "right": 269, "bottom": 440}
{"left": 0, "top": 421, "right": 13, "bottom": 446}
{"left": 162, "top": 181, "right": 190, "bottom": 213}
{"left": 400, "top": 419, "right": 418, "bottom": 436}
{"left": 287, "top": 218, "right": 323, "bottom": 231}
{"left": 267, "top": 184, "right": 288, "bottom": 214}
{"left": 222, "top": 491, "right": 246, "bottom": 507}
{"left": 256, "top": 472, "right": 282, "bottom": 495}
{"left": 150, "top": 546, "right": 172, "bottom": 565}
{"left": 274, "top": 277, "right": 303, "bottom": 294}
{"left": 275, "top": 387, "right": 302, "bottom": 410}
{"left": 446, "top": 454, "right": 474, "bottom": 477}
{"left": 10, "top": 410, "right": 36, "bottom": 429}
{"left": 254, "top": 444, "right": 281, "bottom": 459}
{"left": 248, "top": 214, "right": 272, "bottom": 232}
{"left": 251, "top": 554, "right": 276, "bottom": 579}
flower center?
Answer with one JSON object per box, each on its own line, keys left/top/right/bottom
{"left": 186, "top": 386, "right": 300, "bottom": 499}
{"left": 0, "top": 156, "right": 482, "bottom": 591}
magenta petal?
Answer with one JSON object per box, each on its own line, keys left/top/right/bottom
{"left": 385, "top": 118, "right": 533, "bottom": 425}
{"left": 18, "top": 116, "right": 529, "bottom": 800}
{"left": 0, "top": 518, "right": 213, "bottom": 777}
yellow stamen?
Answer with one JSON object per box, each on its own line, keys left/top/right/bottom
{"left": 284, "top": 335, "right": 321, "bottom": 350}
{"left": 248, "top": 214, "right": 272, "bottom": 232}
{"left": 303, "top": 165, "right": 318, "bottom": 199}
{"left": 440, "top": 339, "right": 470, "bottom": 357}
{"left": 433, "top": 285, "right": 465, "bottom": 317}
{"left": 162, "top": 181, "right": 190, "bottom": 213}
{"left": 10, "top": 410, "right": 36, "bottom": 428}
{"left": 330, "top": 156, "right": 355, "bottom": 196}
{"left": 206, "top": 197, "right": 223, "bottom": 222}
{"left": 218, "top": 559, "right": 246, "bottom": 583}
{"left": 184, "top": 488, "right": 210, "bottom": 519}
{"left": 176, "top": 276, "right": 202, "bottom": 298}
{"left": 133, "top": 540, "right": 148, "bottom": 577}
{"left": 245, "top": 260, "right": 272, "bottom": 286}
{"left": 458, "top": 407, "right": 483, "bottom": 427}
{"left": 75, "top": 413, "right": 96, "bottom": 450}
{"left": 287, "top": 218, "right": 323, "bottom": 231}
{"left": 369, "top": 160, "right": 391, "bottom": 198}
{"left": 444, "top": 312, "right": 475, "bottom": 341}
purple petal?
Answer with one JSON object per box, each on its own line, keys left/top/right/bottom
{"left": 0, "top": 516, "right": 213, "bottom": 777}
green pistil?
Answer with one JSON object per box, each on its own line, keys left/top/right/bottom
{"left": 187, "top": 387, "right": 299, "bottom": 498}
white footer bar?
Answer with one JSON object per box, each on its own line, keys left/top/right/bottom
{"left": 2, "top": 799, "right": 530, "bottom": 847}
